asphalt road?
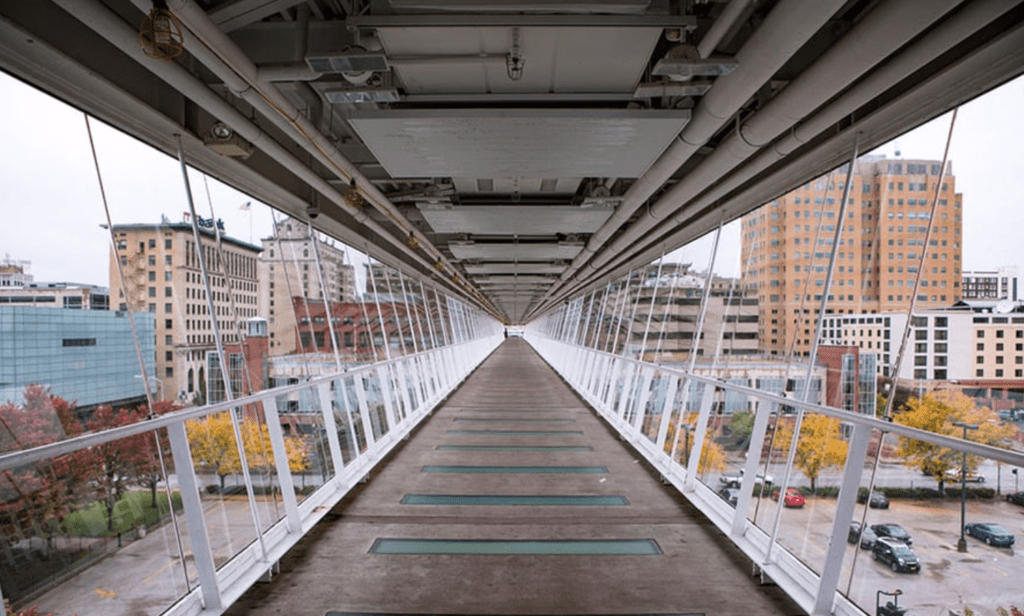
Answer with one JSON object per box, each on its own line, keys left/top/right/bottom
{"left": 742, "top": 489, "right": 1024, "bottom": 615}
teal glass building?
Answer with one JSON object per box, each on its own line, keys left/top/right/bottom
{"left": 0, "top": 306, "right": 155, "bottom": 409}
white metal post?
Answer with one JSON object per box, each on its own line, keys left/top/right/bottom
{"left": 262, "top": 395, "right": 302, "bottom": 533}
{"left": 167, "top": 421, "right": 222, "bottom": 611}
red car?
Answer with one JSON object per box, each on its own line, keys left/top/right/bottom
{"left": 772, "top": 487, "right": 805, "bottom": 508}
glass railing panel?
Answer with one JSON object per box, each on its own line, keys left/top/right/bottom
{"left": 184, "top": 410, "right": 261, "bottom": 566}
{"left": 760, "top": 409, "right": 850, "bottom": 578}
{"left": 639, "top": 370, "right": 671, "bottom": 444}
{"left": 0, "top": 428, "right": 193, "bottom": 615}
{"left": 663, "top": 379, "right": 706, "bottom": 473}
{"left": 362, "top": 372, "right": 390, "bottom": 441}
{"left": 276, "top": 385, "right": 330, "bottom": 501}
{"left": 337, "top": 374, "right": 367, "bottom": 456}
{"left": 240, "top": 400, "right": 287, "bottom": 530}
{"left": 839, "top": 433, "right": 1022, "bottom": 615}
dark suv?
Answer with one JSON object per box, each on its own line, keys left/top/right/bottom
{"left": 872, "top": 537, "right": 920, "bottom": 573}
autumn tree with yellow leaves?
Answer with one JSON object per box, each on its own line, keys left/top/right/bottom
{"left": 663, "top": 412, "right": 728, "bottom": 475}
{"left": 185, "top": 412, "right": 308, "bottom": 491}
{"left": 894, "top": 391, "right": 1013, "bottom": 490}
{"left": 773, "top": 413, "right": 848, "bottom": 492}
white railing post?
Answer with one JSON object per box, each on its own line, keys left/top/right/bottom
{"left": 731, "top": 402, "right": 777, "bottom": 537}
{"left": 263, "top": 395, "right": 302, "bottom": 534}
{"left": 167, "top": 421, "right": 222, "bottom": 611}
{"left": 812, "top": 421, "right": 873, "bottom": 615}
{"left": 316, "top": 380, "right": 346, "bottom": 487}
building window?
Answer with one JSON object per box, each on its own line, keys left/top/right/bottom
{"left": 165, "top": 239, "right": 172, "bottom": 249}
{"left": 166, "top": 367, "right": 174, "bottom": 377}
{"left": 165, "top": 255, "right": 172, "bottom": 265}
{"left": 165, "top": 335, "right": 173, "bottom": 344}
{"left": 62, "top": 338, "right": 97, "bottom": 347}
{"left": 165, "top": 319, "right": 172, "bottom": 329}
{"left": 165, "top": 303, "right": 172, "bottom": 313}
{"left": 165, "top": 350, "right": 173, "bottom": 361}
{"left": 148, "top": 255, "right": 156, "bottom": 266}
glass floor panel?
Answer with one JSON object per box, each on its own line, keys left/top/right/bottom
{"left": 421, "top": 465, "right": 608, "bottom": 474}
{"left": 452, "top": 418, "right": 576, "bottom": 423}
{"left": 436, "top": 445, "right": 593, "bottom": 451}
{"left": 369, "top": 538, "right": 661, "bottom": 555}
{"left": 446, "top": 430, "right": 583, "bottom": 435}
{"left": 401, "top": 494, "right": 628, "bottom": 506}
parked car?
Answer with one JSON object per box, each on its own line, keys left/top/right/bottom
{"left": 718, "top": 469, "right": 774, "bottom": 488}
{"left": 964, "top": 522, "right": 1015, "bottom": 547}
{"left": 870, "top": 523, "right": 912, "bottom": 545}
{"left": 945, "top": 467, "right": 984, "bottom": 483}
{"left": 717, "top": 487, "right": 739, "bottom": 507}
{"left": 771, "top": 487, "right": 805, "bottom": 508}
{"left": 1006, "top": 491, "right": 1024, "bottom": 506}
{"left": 848, "top": 522, "right": 878, "bottom": 549}
{"left": 872, "top": 537, "right": 920, "bottom": 573}
{"left": 857, "top": 491, "right": 890, "bottom": 509}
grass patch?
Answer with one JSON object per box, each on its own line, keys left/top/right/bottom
{"left": 62, "top": 490, "right": 182, "bottom": 537}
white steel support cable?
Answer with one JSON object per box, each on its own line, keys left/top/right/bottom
{"left": 344, "top": 244, "right": 378, "bottom": 363}
{"left": 366, "top": 259, "right": 393, "bottom": 362}
{"left": 639, "top": 252, "right": 667, "bottom": 362}
{"left": 879, "top": 110, "right": 958, "bottom": 420}
{"left": 652, "top": 270, "right": 677, "bottom": 362}
{"left": 382, "top": 267, "right": 410, "bottom": 356}
{"left": 843, "top": 111, "right": 959, "bottom": 599}
{"left": 84, "top": 115, "right": 190, "bottom": 592}
{"left": 268, "top": 209, "right": 319, "bottom": 380}
{"left": 308, "top": 222, "right": 344, "bottom": 374}
{"left": 602, "top": 280, "right": 622, "bottom": 353}
{"left": 673, "top": 221, "right": 723, "bottom": 483}
{"left": 175, "top": 135, "right": 269, "bottom": 563}
{"left": 433, "top": 287, "right": 452, "bottom": 347}
{"left": 200, "top": 176, "right": 283, "bottom": 524}
{"left": 609, "top": 271, "right": 634, "bottom": 356}
{"left": 397, "top": 271, "right": 422, "bottom": 354}
{"left": 765, "top": 133, "right": 860, "bottom": 567}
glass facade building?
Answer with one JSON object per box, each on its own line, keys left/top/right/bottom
{"left": 0, "top": 306, "right": 155, "bottom": 408}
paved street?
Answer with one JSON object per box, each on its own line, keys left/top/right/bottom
{"left": 746, "top": 491, "right": 1024, "bottom": 615}
{"left": 24, "top": 496, "right": 270, "bottom": 616}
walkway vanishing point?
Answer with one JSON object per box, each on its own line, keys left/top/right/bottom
{"left": 223, "top": 339, "right": 804, "bottom": 616}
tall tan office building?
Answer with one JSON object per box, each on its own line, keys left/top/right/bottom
{"left": 108, "top": 222, "right": 262, "bottom": 402}
{"left": 259, "top": 218, "right": 357, "bottom": 355}
{"left": 742, "top": 156, "right": 963, "bottom": 357}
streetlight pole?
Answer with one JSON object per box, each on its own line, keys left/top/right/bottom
{"left": 952, "top": 421, "right": 978, "bottom": 553}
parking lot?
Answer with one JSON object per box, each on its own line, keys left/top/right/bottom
{"left": 755, "top": 492, "right": 1024, "bottom": 615}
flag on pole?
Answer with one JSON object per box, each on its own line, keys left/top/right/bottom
{"left": 240, "top": 202, "right": 251, "bottom": 211}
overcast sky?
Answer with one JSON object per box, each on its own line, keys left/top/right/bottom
{"left": 1, "top": 70, "right": 1022, "bottom": 290}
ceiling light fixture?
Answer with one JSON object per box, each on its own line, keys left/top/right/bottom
{"left": 140, "top": 0, "right": 184, "bottom": 60}
{"left": 652, "top": 45, "right": 737, "bottom": 80}
{"left": 506, "top": 27, "right": 524, "bottom": 81}
{"left": 343, "top": 179, "right": 365, "bottom": 209}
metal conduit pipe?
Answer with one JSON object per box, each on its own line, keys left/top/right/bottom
{"left": 552, "top": 20, "right": 1024, "bottom": 307}
{"left": 696, "top": 0, "right": 754, "bottom": 59}
{"left": 590, "top": 0, "right": 965, "bottom": 269}
{"left": 546, "top": 0, "right": 846, "bottom": 294}
{"left": 556, "top": 0, "right": 1014, "bottom": 304}
{"left": 52, "top": 0, "right": 484, "bottom": 310}
{"left": 158, "top": 0, "right": 489, "bottom": 310}
{"left": 540, "top": 0, "right": 968, "bottom": 313}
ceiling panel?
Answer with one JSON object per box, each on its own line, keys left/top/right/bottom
{"left": 450, "top": 242, "right": 584, "bottom": 261}
{"left": 418, "top": 204, "right": 614, "bottom": 235}
{"left": 475, "top": 275, "right": 554, "bottom": 285}
{"left": 464, "top": 263, "right": 567, "bottom": 275}
{"left": 376, "top": 26, "right": 661, "bottom": 95}
{"left": 346, "top": 109, "right": 691, "bottom": 178}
